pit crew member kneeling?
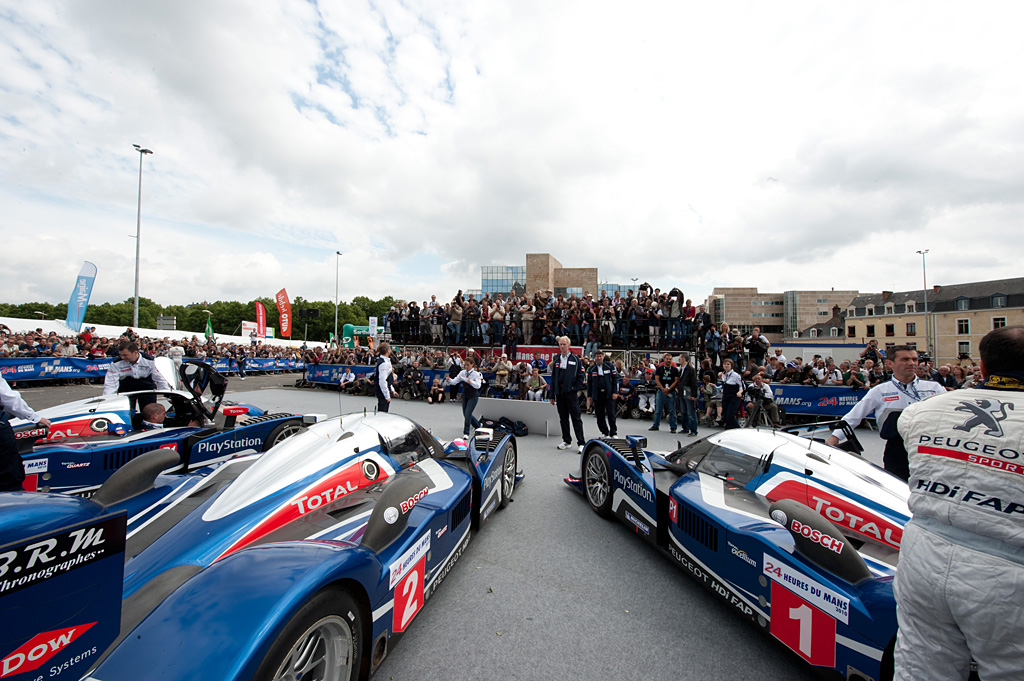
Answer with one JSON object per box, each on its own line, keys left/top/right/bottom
{"left": 893, "top": 325, "right": 1024, "bottom": 681}
{"left": 743, "top": 373, "right": 781, "bottom": 428}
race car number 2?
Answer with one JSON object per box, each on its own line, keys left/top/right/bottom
{"left": 393, "top": 557, "right": 425, "bottom": 633}
{"left": 769, "top": 581, "right": 835, "bottom": 667}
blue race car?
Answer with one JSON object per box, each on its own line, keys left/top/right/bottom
{"left": 10, "top": 360, "right": 311, "bottom": 495}
{"left": 566, "top": 428, "right": 909, "bottom": 681}
{"left": 0, "top": 413, "right": 521, "bottom": 681}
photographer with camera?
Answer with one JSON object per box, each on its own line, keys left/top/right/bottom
{"left": 860, "top": 339, "right": 885, "bottom": 364}
{"left": 744, "top": 327, "right": 771, "bottom": 367}
{"left": 743, "top": 373, "right": 781, "bottom": 428}
{"left": 667, "top": 288, "right": 684, "bottom": 348}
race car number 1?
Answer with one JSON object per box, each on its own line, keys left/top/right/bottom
{"left": 393, "top": 557, "right": 425, "bottom": 633}
{"left": 769, "top": 582, "right": 835, "bottom": 667}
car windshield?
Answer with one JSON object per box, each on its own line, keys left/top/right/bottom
{"left": 203, "top": 413, "right": 406, "bottom": 520}
{"left": 696, "top": 443, "right": 765, "bottom": 486}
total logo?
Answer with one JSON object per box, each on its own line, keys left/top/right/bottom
{"left": 791, "top": 519, "right": 844, "bottom": 555}
{"left": 1, "top": 623, "right": 95, "bottom": 678}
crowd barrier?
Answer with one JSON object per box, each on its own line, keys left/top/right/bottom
{"left": 0, "top": 357, "right": 305, "bottom": 381}
{"left": 302, "top": 364, "right": 870, "bottom": 418}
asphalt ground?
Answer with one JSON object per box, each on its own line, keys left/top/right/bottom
{"left": 18, "top": 374, "right": 889, "bottom": 680}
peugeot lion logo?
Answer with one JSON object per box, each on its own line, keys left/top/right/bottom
{"left": 953, "top": 399, "right": 1014, "bottom": 437}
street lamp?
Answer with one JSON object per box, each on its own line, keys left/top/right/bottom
{"left": 33, "top": 311, "right": 44, "bottom": 320}
{"left": 334, "top": 251, "right": 343, "bottom": 347}
{"left": 132, "top": 144, "right": 154, "bottom": 328}
{"left": 916, "top": 249, "right": 930, "bottom": 358}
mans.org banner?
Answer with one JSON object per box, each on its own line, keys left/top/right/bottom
{"left": 1, "top": 357, "right": 304, "bottom": 380}
{"left": 769, "top": 385, "right": 866, "bottom": 416}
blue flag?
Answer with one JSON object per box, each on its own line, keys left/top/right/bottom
{"left": 65, "top": 261, "right": 97, "bottom": 332}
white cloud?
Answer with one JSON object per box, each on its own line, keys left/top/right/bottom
{"left": 2, "top": 0, "right": 1024, "bottom": 312}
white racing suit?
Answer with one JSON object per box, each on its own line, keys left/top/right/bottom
{"left": 895, "top": 379, "right": 1024, "bottom": 680}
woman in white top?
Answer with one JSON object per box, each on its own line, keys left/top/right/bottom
{"left": 720, "top": 358, "right": 744, "bottom": 429}
{"left": 450, "top": 356, "right": 483, "bottom": 437}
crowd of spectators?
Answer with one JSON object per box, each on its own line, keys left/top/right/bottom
{"left": 381, "top": 285, "right": 708, "bottom": 352}
{"left": 0, "top": 324, "right": 311, "bottom": 386}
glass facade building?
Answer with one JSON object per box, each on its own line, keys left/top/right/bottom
{"left": 481, "top": 266, "right": 527, "bottom": 296}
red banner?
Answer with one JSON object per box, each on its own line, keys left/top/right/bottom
{"left": 255, "top": 302, "right": 267, "bottom": 337}
{"left": 275, "top": 289, "right": 292, "bottom": 338}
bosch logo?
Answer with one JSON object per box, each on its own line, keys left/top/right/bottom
{"left": 14, "top": 428, "right": 45, "bottom": 440}
{"left": 383, "top": 507, "right": 399, "bottom": 524}
{"left": 791, "top": 519, "right": 844, "bottom": 554}
{"left": 400, "top": 487, "right": 429, "bottom": 514}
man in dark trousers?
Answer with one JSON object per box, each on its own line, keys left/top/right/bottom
{"left": 373, "top": 341, "right": 398, "bottom": 412}
{"left": 676, "top": 352, "right": 700, "bottom": 436}
{"left": 587, "top": 349, "right": 619, "bottom": 437}
{"left": 550, "top": 335, "right": 586, "bottom": 451}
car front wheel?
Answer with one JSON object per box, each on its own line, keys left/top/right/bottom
{"left": 499, "top": 442, "right": 517, "bottom": 509}
{"left": 254, "top": 588, "right": 363, "bottom": 681}
{"left": 263, "top": 420, "right": 303, "bottom": 450}
{"left": 583, "top": 448, "right": 613, "bottom": 517}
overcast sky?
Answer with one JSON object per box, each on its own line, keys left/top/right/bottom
{"left": 3, "top": 1, "right": 1023, "bottom": 310}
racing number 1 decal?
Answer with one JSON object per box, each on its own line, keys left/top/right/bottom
{"left": 769, "top": 582, "right": 836, "bottom": 667}
{"left": 393, "top": 557, "right": 425, "bottom": 633}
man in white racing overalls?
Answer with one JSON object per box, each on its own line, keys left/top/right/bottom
{"left": 894, "top": 325, "right": 1024, "bottom": 680}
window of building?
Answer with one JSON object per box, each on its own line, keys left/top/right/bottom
{"left": 955, "top": 298, "right": 969, "bottom": 311}
{"left": 994, "top": 317, "right": 1007, "bottom": 329}
{"left": 957, "top": 319, "right": 970, "bottom": 335}
{"left": 816, "top": 298, "right": 829, "bottom": 303}
{"left": 907, "top": 342, "right": 917, "bottom": 350}
{"left": 817, "top": 310, "right": 829, "bottom": 316}
{"left": 992, "top": 294, "right": 1007, "bottom": 308}
{"left": 809, "top": 329, "right": 818, "bottom": 338}
{"left": 848, "top": 308, "right": 856, "bottom": 318}
{"left": 866, "top": 325, "right": 875, "bottom": 337}
{"left": 847, "top": 325, "right": 855, "bottom": 338}
{"left": 885, "top": 342, "right": 896, "bottom": 355}
{"left": 866, "top": 307, "right": 874, "bottom": 316}
{"left": 906, "top": 303, "right": 916, "bottom": 313}
{"left": 958, "top": 341, "right": 971, "bottom": 357}
{"left": 906, "top": 322, "right": 916, "bottom": 336}
{"left": 885, "top": 324, "right": 894, "bottom": 337}
{"left": 885, "top": 305, "right": 894, "bottom": 315}
{"left": 830, "top": 327, "right": 839, "bottom": 337}
{"left": 792, "top": 331, "right": 800, "bottom": 338}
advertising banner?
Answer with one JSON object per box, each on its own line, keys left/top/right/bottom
{"left": 241, "top": 321, "right": 257, "bottom": 338}
{"left": 0, "top": 357, "right": 306, "bottom": 381}
{"left": 276, "top": 289, "right": 292, "bottom": 338}
{"left": 510, "top": 345, "right": 583, "bottom": 365}
{"left": 255, "top": 302, "right": 267, "bottom": 337}
{"left": 0, "top": 357, "right": 113, "bottom": 380}
{"left": 64, "top": 261, "right": 97, "bottom": 332}
{"left": 769, "top": 385, "right": 866, "bottom": 417}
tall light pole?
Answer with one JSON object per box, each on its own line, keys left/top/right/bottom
{"left": 132, "top": 144, "right": 153, "bottom": 328}
{"left": 916, "top": 249, "right": 930, "bottom": 358}
{"left": 334, "top": 251, "right": 343, "bottom": 347}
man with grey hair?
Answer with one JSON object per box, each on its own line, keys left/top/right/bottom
{"left": 550, "top": 336, "right": 586, "bottom": 451}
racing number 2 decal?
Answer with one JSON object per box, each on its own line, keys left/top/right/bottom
{"left": 769, "top": 581, "right": 836, "bottom": 667}
{"left": 393, "top": 557, "right": 425, "bottom": 633}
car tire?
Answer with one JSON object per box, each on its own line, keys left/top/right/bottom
{"left": 263, "top": 420, "right": 303, "bottom": 451}
{"left": 629, "top": 407, "right": 643, "bottom": 420}
{"left": 583, "top": 447, "right": 613, "bottom": 518}
{"left": 401, "top": 390, "right": 412, "bottom": 401}
{"left": 499, "top": 442, "right": 517, "bottom": 509}
{"left": 253, "top": 588, "right": 362, "bottom": 681}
